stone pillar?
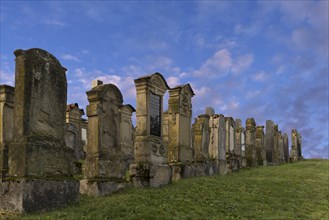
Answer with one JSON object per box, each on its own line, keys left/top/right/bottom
{"left": 225, "top": 117, "right": 238, "bottom": 171}
{"left": 0, "top": 85, "right": 14, "bottom": 178}
{"left": 265, "top": 120, "right": 275, "bottom": 163}
{"left": 283, "top": 133, "right": 289, "bottom": 163}
{"left": 167, "top": 84, "right": 194, "bottom": 163}
{"left": 0, "top": 48, "right": 79, "bottom": 213}
{"left": 245, "top": 118, "right": 256, "bottom": 167}
{"left": 65, "top": 103, "right": 85, "bottom": 160}
{"left": 129, "top": 73, "right": 171, "bottom": 187}
{"left": 255, "top": 126, "right": 266, "bottom": 166}
{"left": 209, "top": 114, "right": 227, "bottom": 175}
{"left": 81, "top": 81, "right": 134, "bottom": 195}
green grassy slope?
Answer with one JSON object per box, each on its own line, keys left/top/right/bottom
{"left": 7, "top": 159, "right": 329, "bottom": 219}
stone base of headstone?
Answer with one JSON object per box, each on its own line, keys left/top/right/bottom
{"left": 9, "top": 140, "right": 76, "bottom": 177}
{"left": 181, "top": 164, "right": 196, "bottom": 178}
{"left": 129, "top": 163, "right": 171, "bottom": 188}
{"left": 169, "top": 163, "right": 182, "bottom": 182}
{"left": 79, "top": 179, "right": 127, "bottom": 196}
{"left": 229, "top": 159, "right": 240, "bottom": 172}
{"left": 0, "top": 179, "right": 79, "bottom": 213}
{"left": 218, "top": 159, "right": 228, "bottom": 175}
{"left": 241, "top": 157, "right": 247, "bottom": 167}
{"left": 195, "top": 162, "right": 210, "bottom": 177}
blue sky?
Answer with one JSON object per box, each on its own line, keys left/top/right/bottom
{"left": 1, "top": 1, "right": 328, "bottom": 159}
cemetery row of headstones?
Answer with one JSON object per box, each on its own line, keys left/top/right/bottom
{"left": 0, "top": 48, "right": 303, "bottom": 213}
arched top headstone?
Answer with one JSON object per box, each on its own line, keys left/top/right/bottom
{"left": 87, "top": 83, "right": 123, "bottom": 104}
{"left": 134, "top": 72, "right": 170, "bottom": 93}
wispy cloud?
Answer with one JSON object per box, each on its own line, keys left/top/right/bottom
{"left": 252, "top": 71, "right": 267, "bottom": 82}
{"left": 61, "top": 54, "right": 80, "bottom": 62}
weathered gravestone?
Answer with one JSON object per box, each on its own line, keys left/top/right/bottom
{"left": 129, "top": 73, "right": 171, "bottom": 187}
{"left": 65, "top": 103, "right": 85, "bottom": 160}
{"left": 273, "top": 125, "right": 280, "bottom": 165}
{"left": 0, "top": 85, "right": 14, "bottom": 178}
{"left": 192, "top": 112, "right": 211, "bottom": 176}
{"left": 290, "top": 129, "right": 302, "bottom": 162}
{"left": 234, "top": 119, "right": 243, "bottom": 168}
{"left": 167, "top": 84, "right": 194, "bottom": 163}
{"left": 80, "top": 80, "right": 135, "bottom": 195}
{"left": 245, "top": 118, "right": 257, "bottom": 167}
{"left": 265, "top": 120, "right": 275, "bottom": 164}
{"left": 0, "top": 48, "right": 79, "bottom": 213}
{"left": 209, "top": 114, "right": 227, "bottom": 175}
{"left": 225, "top": 117, "right": 238, "bottom": 171}
{"left": 278, "top": 132, "right": 284, "bottom": 164}
{"left": 167, "top": 84, "right": 194, "bottom": 181}
{"left": 255, "top": 126, "right": 266, "bottom": 166}
{"left": 283, "top": 133, "right": 289, "bottom": 163}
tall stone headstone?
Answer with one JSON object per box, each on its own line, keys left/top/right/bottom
{"left": 81, "top": 82, "right": 134, "bottom": 195}
{"left": 273, "top": 125, "right": 280, "bottom": 164}
{"left": 0, "top": 48, "right": 79, "bottom": 213}
{"left": 245, "top": 118, "right": 257, "bottom": 167}
{"left": 167, "top": 84, "right": 194, "bottom": 163}
{"left": 255, "top": 126, "right": 266, "bottom": 166}
{"left": 129, "top": 73, "right": 171, "bottom": 187}
{"left": 283, "top": 133, "right": 289, "bottom": 163}
{"left": 278, "top": 132, "right": 284, "bottom": 164}
{"left": 290, "top": 129, "right": 302, "bottom": 162}
{"left": 65, "top": 103, "right": 85, "bottom": 160}
{"left": 119, "top": 104, "right": 136, "bottom": 169}
{"left": 209, "top": 114, "right": 227, "bottom": 175}
{"left": 241, "top": 129, "right": 246, "bottom": 167}
{"left": 225, "top": 117, "right": 238, "bottom": 171}
{"left": 234, "top": 119, "right": 242, "bottom": 168}
{"left": 265, "top": 120, "right": 275, "bottom": 163}
{"left": 0, "top": 85, "right": 14, "bottom": 178}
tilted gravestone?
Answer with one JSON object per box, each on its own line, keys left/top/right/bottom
{"left": 0, "top": 85, "right": 14, "bottom": 178}
{"left": 193, "top": 114, "right": 210, "bottom": 162}
{"left": 81, "top": 80, "right": 135, "bottom": 195}
{"left": 245, "top": 118, "right": 257, "bottom": 167}
{"left": 0, "top": 48, "right": 78, "bottom": 213}
{"left": 129, "top": 73, "right": 171, "bottom": 187}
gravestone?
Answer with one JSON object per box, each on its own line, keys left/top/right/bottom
{"left": 167, "top": 84, "right": 194, "bottom": 163}
{"left": 0, "top": 85, "right": 14, "bottom": 178}
{"left": 209, "top": 114, "right": 227, "bottom": 175}
{"left": 265, "top": 120, "right": 275, "bottom": 163}
{"left": 241, "top": 129, "right": 247, "bottom": 167}
{"left": 245, "top": 118, "right": 257, "bottom": 167}
{"left": 283, "top": 133, "right": 289, "bottom": 163}
{"left": 66, "top": 103, "right": 85, "bottom": 160}
{"left": 273, "top": 125, "right": 280, "bottom": 164}
{"left": 81, "top": 81, "right": 134, "bottom": 195}
{"left": 0, "top": 48, "right": 78, "bottom": 213}
{"left": 225, "top": 117, "right": 238, "bottom": 171}
{"left": 192, "top": 114, "right": 210, "bottom": 162}
{"left": 119, "top": 104, "right": 136, "bottom": 171}
{"left": 234, "top": 119, "right": 243, "bottom": 168}
{"left": 129, "top": 73, "right": 171, "bottom": 187}
{"left": 290, "top": 129, "right": 302, "bottom": 162}
{"left": 255, "top": 126, "right": 266, "bottom": 166}
{"left": 278, "top": 132, "right": 284, "bottom": 164}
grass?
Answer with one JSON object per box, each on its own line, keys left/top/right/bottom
{"left": 4, "top": 159, "right": 329, "bottom": 220}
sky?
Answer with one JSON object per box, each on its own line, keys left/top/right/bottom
{"left": 0, "top": 1, "right": 328, "bottom": 159}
